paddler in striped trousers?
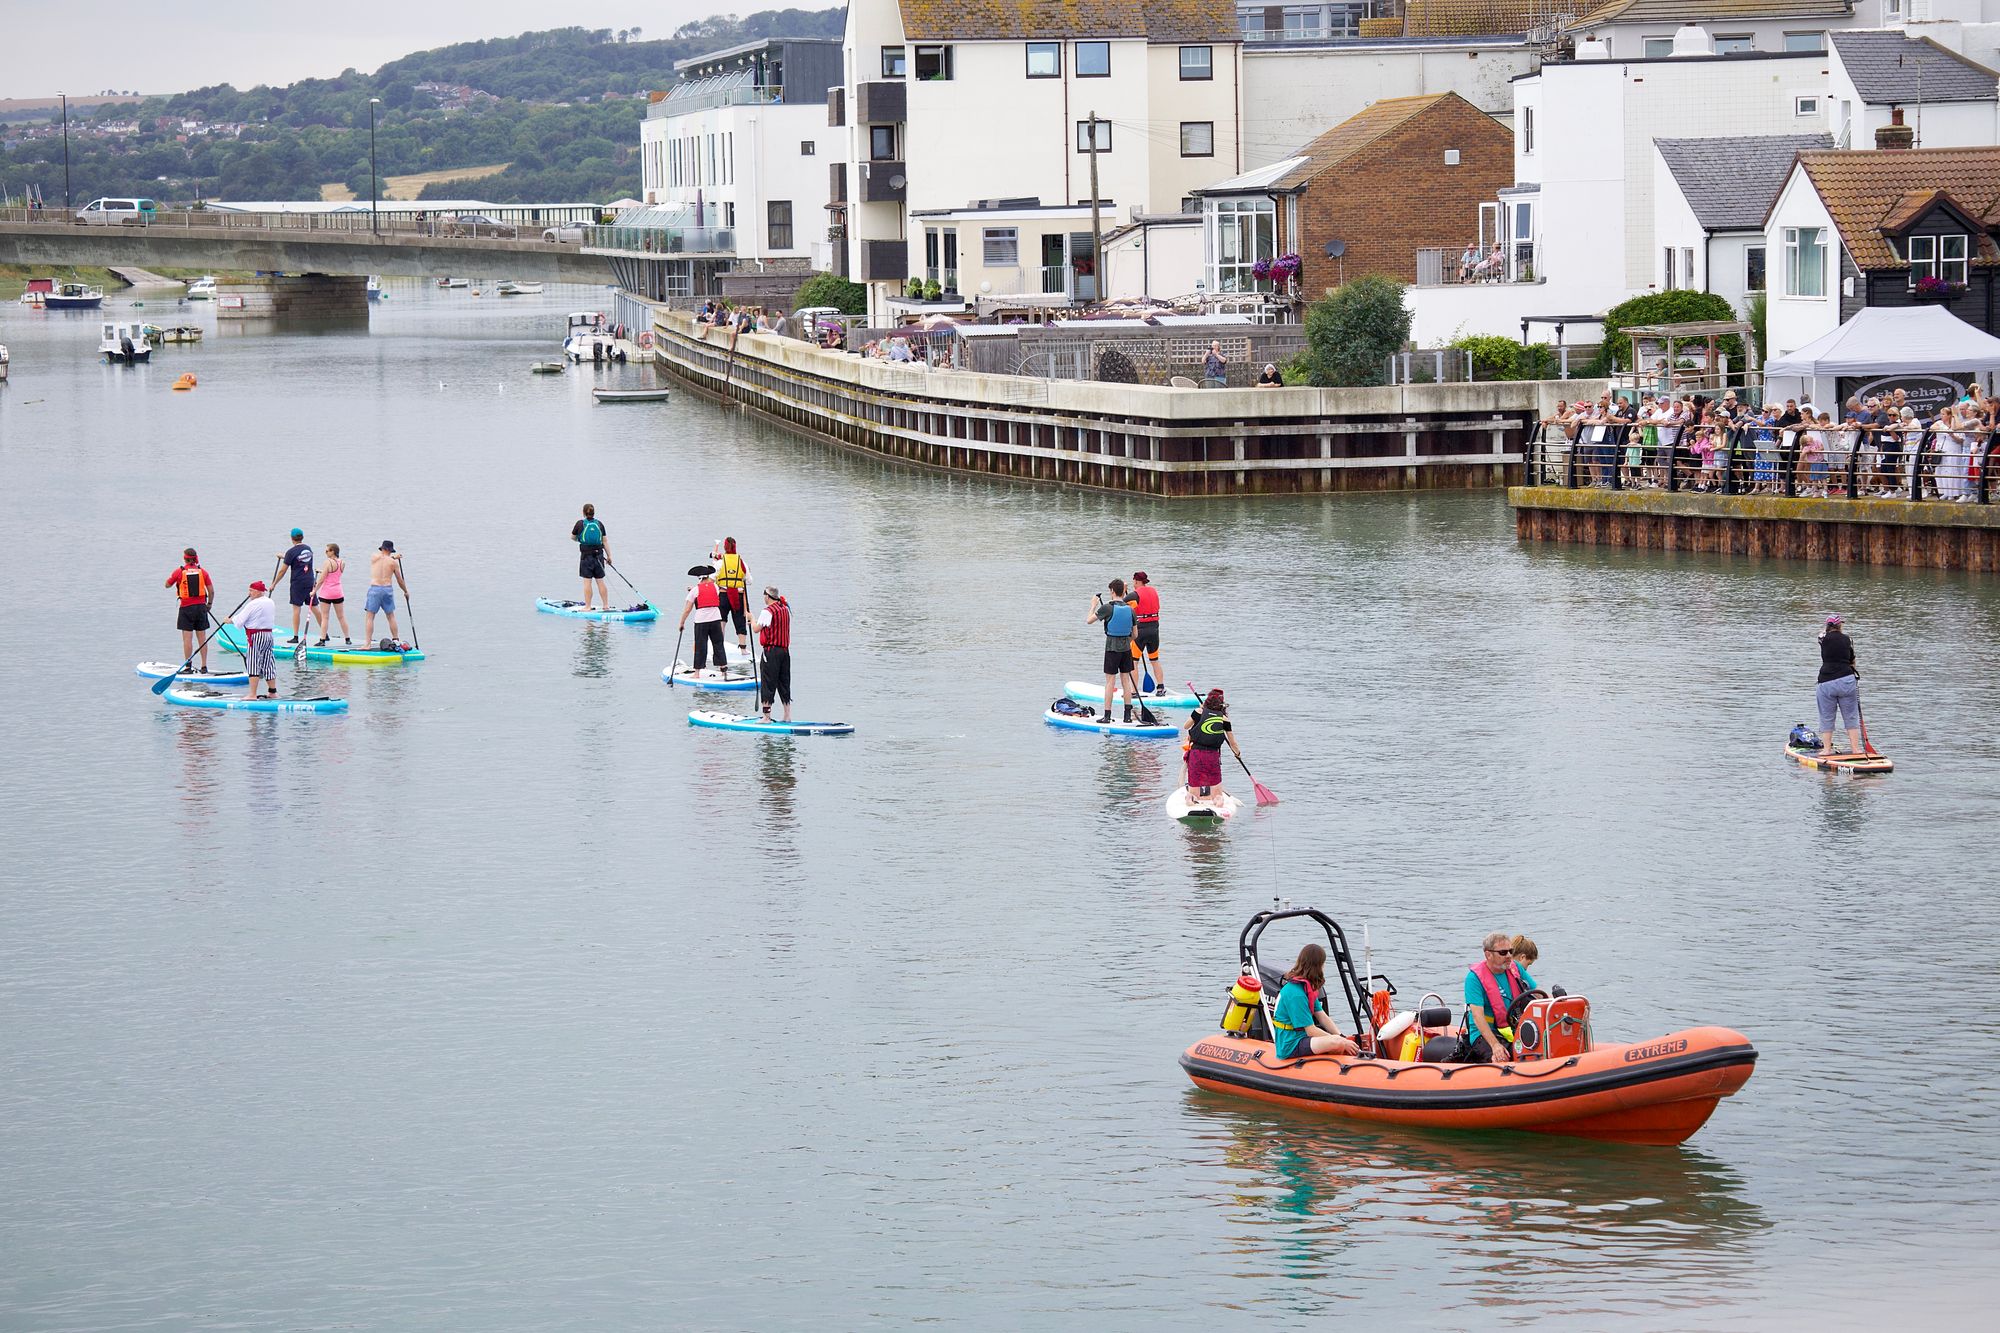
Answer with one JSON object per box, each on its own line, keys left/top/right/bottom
{"left": 233, "top": 580, "right": 280, "bottom": 700}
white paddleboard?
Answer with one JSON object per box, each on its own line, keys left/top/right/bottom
{"left": 1066, "top": 681, "right": 1198, "bottom": 709}
{"left": 662, "top": 660, "right": 759, "bottom": 690}
{"left": 1166, "top": 787, "right": 1240, "bottom": 822}
{"left": 137, "top": 662, "right": 250, "bottom": 685}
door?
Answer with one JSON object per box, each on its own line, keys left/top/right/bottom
{"left": 1041, "top": 234, "right": 1066, "bottom": 293}
{"left": 1070, "top": 231, "right": 1097, "bottom": 300}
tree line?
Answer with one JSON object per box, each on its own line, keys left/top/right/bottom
{"left": 0, "top": 11, "right": 843, "bottom": 205}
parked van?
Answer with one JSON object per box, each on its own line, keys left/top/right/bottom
{"left": 75, "top": 198, "right": 158, "bottom": 226}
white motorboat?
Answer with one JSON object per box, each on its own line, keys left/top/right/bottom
{"left": 185, "top": 276, "right": 218, "bottom": 300}
{"left": 0, "top": 343, "right": 9, "bottom": 380}
{"left": 100, "top": 321, "right": 152, "bottom": 364}
{"left": 367, "top": 275, "right": 384, "bottom": 301}
{"left": 437, "top": 277, "right": 469, "bottom": 289}
{"left": 46, "top": 281, "right": 105, "bottom": 310}
{"left": 561, "top": 310, "right": 637, "bottom": 363}
{"left": 496, "top": 281, "right": 543, "bottom": 296}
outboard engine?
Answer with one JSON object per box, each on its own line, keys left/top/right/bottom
{"left": 120, "top": 336, "right": 136, "bottom": 363}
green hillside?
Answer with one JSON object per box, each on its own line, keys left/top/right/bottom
{"left": 0, "top": 11, "right": 845, "bottom": 205}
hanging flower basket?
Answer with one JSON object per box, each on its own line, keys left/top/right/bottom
{"left": 1250, "top": 258, "right": 1273, "bottom": 282}
{"left": 1912, "top": 276, "right": 1967, "bottom": 302}
{"left": 1269, "top": 252, "right": 1302, "bottom": 283}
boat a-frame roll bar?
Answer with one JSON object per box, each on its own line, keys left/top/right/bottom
{"left": 1239, "top": 905, "right": 1391, "bottom": 1050}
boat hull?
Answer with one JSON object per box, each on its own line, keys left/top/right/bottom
{"left": 1180, "top": 1026, "right": 1755, "bottom": 1146}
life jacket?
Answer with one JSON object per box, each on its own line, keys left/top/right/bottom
{"left": 1104, "top": 600, "right": 1135, "bottom": 638}
{"left": 1468, "top": 959, "right": 1526, "bottom": 1038}
{"left": 1130, "top": 585, "right": 1160, "bottom": 623}
{"left": 718, "top": 552, "right": 747, "bottom": 591}
{"left": 175, "top": 564, "right": 211, "bottom": 606}
{"left": 1189, "top": 708, "right": 1229, "bottom": 750}
{"left": 1271, "top": 977, "right": 1320, "bottom": 1030}
{"left": 577, "top": 518, "right": 603, "bottom": 547}
{"left": 693, "top": 581, "right": 719, "bottom": 610}
{"left": 759, "top": 597, "right": 791, "bottom": 649}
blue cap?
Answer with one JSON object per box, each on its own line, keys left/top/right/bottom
{"left": 290, "top": 528, "right": 303, "bottom": 539}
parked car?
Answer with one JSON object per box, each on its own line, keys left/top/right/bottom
{"left": 542, "top": 223, "right": 588, "bottom": 244}
{"left": 75, "top": 197, "right": 159, "bottom": 226}
{"left": 445, "top": 214, "right": 517, "bottom": 238}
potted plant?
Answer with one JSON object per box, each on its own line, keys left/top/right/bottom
{"left": 1913, "top": 275, "right": 1967, "bottom": 301}
{"left": 923, "top": 278, "right": 942, "bottom": 301}
{"left": 906, "top": 277, "right": 924, "bottom": 299}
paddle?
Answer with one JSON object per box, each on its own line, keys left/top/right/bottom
{"left": 154, "top": 587, "right": 256, "bottom": 695}
{"left": 1186, "top": 679, "right": 1279, "bottom": 806}
{"left": 605, "top": 557, "right": 652, "bottom": 613}
{"left": 1857, "top": 695, "right": 1878, "bottom": 758}
{"left": 399, "top": 557, "right": 421, "bottom": 651}
{"left": 667, "top": 624, "right": 686, "bottom": 688}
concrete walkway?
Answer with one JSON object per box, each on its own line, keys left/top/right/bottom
{"left": 108, "top": 266, "right": 183, "bottom": 288}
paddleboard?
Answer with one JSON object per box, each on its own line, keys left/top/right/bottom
{"left": 217, "top": 625, "right": 425, "bottom": 664}
{"left": 1785, "top": 742, "right": 1893, "bottom": 774}
{"left": 1167, "top": 787, "right": 1240, "bottom": 822}
{"left": 662, "top": 660, "right": 759, "bottom": 690}
{"left": 136, "top": 662, "right": 250, "bottom": 685}
{"left": 536, "top": 597, "right": 659, "bottom": 622}
{"left": 1066, "top": 681, "right": 1200, "bottom": 709}
{"left": 688, "top": 709, "right": 852, "bottom": 736}
{"left": 1043, "top": 707, "right": 1179, "bottom": 738}
{"left": 163, "top": 684, "right": 349, "bottom": 714}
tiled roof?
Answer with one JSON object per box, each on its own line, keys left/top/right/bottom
{"left": 1571, "top": 0, "right": 1850, "bottom": 25}
{"left": 897, "top": 0, "right": 1238, "bottom": 42}
{"left": 1828, "top": 30, "right": 1999, "bottom": 105}
{"left": 1796, "top": 148, "right": 2000, "bottom": 269}
{"left": 1655, "top": 133, "right": 1831, "bottom": 231}
{"left": 1404, "top": 0, "right": 1564, "bottom": 37}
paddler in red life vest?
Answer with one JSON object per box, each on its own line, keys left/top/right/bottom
{"left": 164, "top": 547, "right": 215, "bottom": 674}
{"left": 1463, "top": 931, "right": 1539, "bottom": 1063}
{"left": 754, "top": 585, "right": 792, "bottom": 722}
{"left": 677, "top": 564, "right": 730, "bottom": 671}
{"left": 1124, "top": 571, "right": 1165, "bottom": 697}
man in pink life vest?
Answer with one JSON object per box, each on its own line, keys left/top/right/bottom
{"left": 1463, "top": 930, "right": 1538, "bottom": 1063}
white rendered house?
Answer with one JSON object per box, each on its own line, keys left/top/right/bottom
{"left": 1652, "top": 133, "right": 1832, "bottom": 316}
{"left": 1826, "top": 27, "right": 2000, "bottom": 148}
{"left": 837, "top": 0, "right": 1244, "bottom": 318}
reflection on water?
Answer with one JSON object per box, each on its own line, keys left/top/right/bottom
{"left": 570, "top": 621, "right": 613, "bottom": 679}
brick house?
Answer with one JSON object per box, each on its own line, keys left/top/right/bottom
{"left": 1191, "top": 91, "right": 1512, "bottom": 298}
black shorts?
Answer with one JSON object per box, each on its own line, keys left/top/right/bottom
{"left": 289, "top": 583, "right": 312, "bottom": 607}
{"left": 177, "top": 604, "right": 211, "bottom": 632}
{"left": 579, "top": 548, "right": 606, "bottom": 579}
{"left": 1103, "top": 646, "right": 1134, "bottom": 676}
{"left": 318, "top": 596, "right": 344, "bottom": 605}
{"left": 1134, "top": 622, "right": 1159, "bottom": 653}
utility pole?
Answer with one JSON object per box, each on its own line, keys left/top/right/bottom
{"left": 60, "top": 92, "right": 71, "bottom": 212}
{"left": 1086, "top": 110, "right": 1102, "bottom": 303}
{"left": 368, "top": 98, "right": 382, "bottom": 234}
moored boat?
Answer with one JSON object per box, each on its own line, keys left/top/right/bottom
{"left": 1180, "top": 907, "right": 1756, "bottom": 1146}
{"left": 46, "top": 281, "right": 105, "bottom": 310}
{"left": 185, "top": 276, "right": 218, "bottom": 300}
{"left": 0, "top": 343, "right": 9, "bottom": 380}
{"left": 495, "top": 281, "right": 544, "bottom": 296}
{"left": 99, "top": 321, "right": 152, "bottom": 364}
{"left": 592, "top": 387, "right": 670, "bottom": 403}
{"left": 437, "top": 277, "right": 469, "bottom": 289}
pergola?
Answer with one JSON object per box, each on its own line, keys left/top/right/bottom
{"left": 1619, "top": 319, "right": 1760, "bottom": 395}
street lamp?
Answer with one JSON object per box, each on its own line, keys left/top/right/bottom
{"left": 60, "top": 91, "right": 71, "bottom": 212}
{"left": 368, "top": 97, "right": 381, "bottom": 234}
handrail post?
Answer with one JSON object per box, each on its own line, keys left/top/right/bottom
{"left": 1608, "top": 423, "right": 1625, "bottom": 490}
{"left": 1666, "top": 422, "right": 1681, "bottom": 493}
{"left": 1980, "top": 430, "right": 1999, "bottom": 505}
{"left": 1845, "top": 425, "right": 1865, "bottom": 500}
{"left": 1910, "top": 426, "right": 1931, "bottom": 501}
{"left": 1781, "top": 427, "right": 1799, "bottom": 499}
{"left": 1722, "top": 426, "right": 1741, "bottom": 496}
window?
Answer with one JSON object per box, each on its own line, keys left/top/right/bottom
{"left": 724, "top": 202, "right": 736, "bottom": 229}
{"left": 1663, "top": 247, "right": 1677, "bottom": 291}
{"left": 914, "top": 44, "right": 953, "bottom": 80}
{"left": 1746, "top": 244, "right": 1767, "bottom": 292}
{"left": 1795, "top": 96, "right": 1819, "bottom": 116}
{"left": 1077, "top": 119, "right": 1112, "bottom": 153}
{"left": 768, "top": 201, "right": 793, "bottom": 249}
{"left": 983, "top": 226, "right": 1019, "bottom": 267}
{"left": 1027, "top": 43, "right": 1061, "bottom": 77}
{"left": 801, "top": 140, "right": 816, "bottom": 155}
{"left": 870, "top": 125, "right": 896, "bottom": 160}
{"left": 1714, "top": 34, "right": 1754, "bottom": 54}
{"left": 1783, "top": 32, "right": 1825, "bottom": 53}
{"left": 1784, "top": 226, "right": 1826, "bottom": 297}
{"left": 1522, "top": 106, "right": 1534, "bottom": 154}
{"left": 1180, "top": 122, "right": 1214, "bottom": 157}
{"left": 1907, "top": 234, "right": 1970, "bottom": 286}
{"left": 1076, "top": 41, "right": 1110, "bottom": 77}
{"left": 1209, "top": 196, "right": 1276, "bottom": 293}
{"left": 1179, "top": 45, "right": 1212, "bottom": 80}
{"left": 1643, "top": 37, "right": 1673, "bottom": 58}
{"left": 1683, "top": 247, "right": 1695, "bottom": 287}
{"left": 881, "top": 47, "right": 906, "bottom": 78}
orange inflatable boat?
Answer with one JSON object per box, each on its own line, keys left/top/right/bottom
{"left": 1181, "top": 908, "right": 1756, "bottom": 1146}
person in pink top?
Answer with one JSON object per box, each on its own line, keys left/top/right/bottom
{"left": 310, "top": 542, "right": 351, "bottom": 646}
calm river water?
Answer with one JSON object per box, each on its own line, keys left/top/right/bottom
{"left": 1, "top": 284, "right": 1996, "bottom": 1329}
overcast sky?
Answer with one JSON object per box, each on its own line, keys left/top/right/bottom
{"left": 5, "top": 2, "right": 841, "bottom": 98}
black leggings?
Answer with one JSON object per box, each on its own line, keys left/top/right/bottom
{"left": 693, "top": 621, "right": 726, "bottom": 669}
{"left": 759, "top": 646, "right": 791, "bottom": 707}
{"left": 721, "top": 590, "right": 747, "bottom": 636}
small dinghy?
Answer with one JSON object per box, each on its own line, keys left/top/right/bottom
{"left": 1180, "top": 906, "right": 1756, "bottom": 1146}
{"left": 592, "top": 387, "right": 671, "bottom": 403}
{"left": 530, "top": 362, "right": 565, "bottom": 374}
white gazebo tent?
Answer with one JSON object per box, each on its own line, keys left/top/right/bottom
{"left": 1766, "top": 305, "right": 2000, "bottom": 411}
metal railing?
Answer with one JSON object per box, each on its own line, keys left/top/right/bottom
{"left": 0, "top": 206, "right": 583, "bottom": 238}
{"left": 1527, "top": 421, "right": 2000, "bottom": 504}
{"left": 1416, "top": 244, "right": 1533, "bottom": 286}
{"left": 647, "top": 86, "right": 781, "bottom": 118}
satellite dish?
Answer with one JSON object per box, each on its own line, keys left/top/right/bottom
{"left": 890, "top": 174, "right": 907, "bottom": 190}
{"left": 1324, "top": 240, "right": 1346, "bottom": 258}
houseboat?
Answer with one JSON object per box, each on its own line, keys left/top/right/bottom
{"left": 100, "top": 321, "right": 152, "bottom": 364}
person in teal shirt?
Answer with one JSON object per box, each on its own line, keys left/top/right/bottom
{"left": 1463, "top": 931, "right": 1538, "bottom": 1063}
{"left": 1270, "top": 944, "right": 1359, "bottom": 1060}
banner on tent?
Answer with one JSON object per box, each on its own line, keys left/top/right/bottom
{"left": 1837, "top": 371, "right": 1977, "bottom": 417}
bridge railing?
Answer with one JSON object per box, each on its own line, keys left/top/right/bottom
{"left": 0, "top": 207, "right": 548, "bottom": 241}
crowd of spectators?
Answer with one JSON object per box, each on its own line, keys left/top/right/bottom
{"left": 1540, "top": 382, "right": 1997, "bottom": 501}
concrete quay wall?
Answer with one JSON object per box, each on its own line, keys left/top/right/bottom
{"left": 217, "top": 275, "right": 369, "bottom": 319}
{"left": 651, "top": 310, "right": 1594, "bottom": 497}
{"left": 1510, "top": 486, "right": 2000, "bottom": 571}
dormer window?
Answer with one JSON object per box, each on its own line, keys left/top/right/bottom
{"left": 1907, "top": 234, "right": 1969, "bottom": 287}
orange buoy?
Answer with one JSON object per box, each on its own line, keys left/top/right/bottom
{"left": 172, "top": 373, "right": 197, "bottom": 391}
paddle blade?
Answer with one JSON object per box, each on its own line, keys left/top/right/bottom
{"left": 1253, "top": 781, "right": 1280, "bottom": 806}
{"left": 150, "top": 671, "right": 179, "bottom": 695}
{"left": 1142, "top": 665, "right": 1156, "bottom": 692}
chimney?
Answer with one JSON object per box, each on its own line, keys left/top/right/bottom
{"left": 1876, "top": 107, "right": 1915, "bottom": 150}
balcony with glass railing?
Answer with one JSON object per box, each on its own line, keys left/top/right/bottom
{"left": 1237, "top": 3, "right": 1379, "bottom": 43}
{"left": 647, "top": 85, "right": 782, "bottom": 118}
{"left": 582, "top": 222, "right": 735, "bottom": 257}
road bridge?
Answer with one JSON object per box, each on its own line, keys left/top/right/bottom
{"left": 0, "top": 210, "right": 611, "bottom": 283}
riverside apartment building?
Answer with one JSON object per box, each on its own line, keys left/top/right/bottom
{"left": 835, "top": 0, "right": 1245, "bottom": 320}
